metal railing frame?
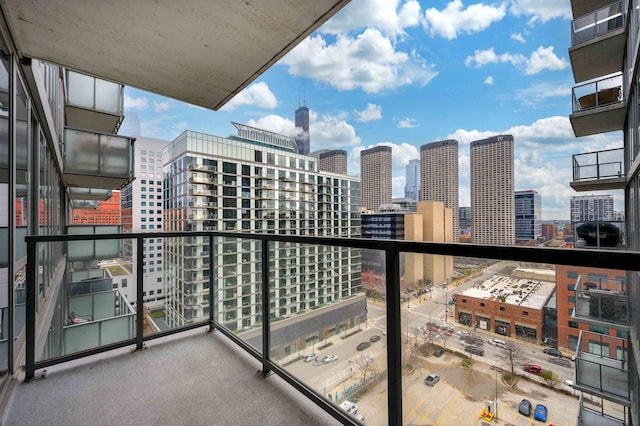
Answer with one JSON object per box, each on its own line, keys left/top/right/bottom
{"left": 25, "top": 230, "right": 640, "bottom": 425}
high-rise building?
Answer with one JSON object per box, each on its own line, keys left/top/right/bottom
{"left": 310, "top": 149, "right": 347, "bottom": 174}
{"left": 294, "top": 105, "right": 310, "bottom": 155}
{"left": 360, "top": 146, "right": 392, "bottom": 212}
{"left": 416, "top": 201, "right": 454, "bottom": 287}
{"left": 404, "top": 159, "right": 420, "bottom": 201}
{"left": 120, "top": 136, "right": 170, "bottom": 307}
{"left": 470, "top": 135, "right": 514, "bottom": 245}
{"left": 420, "top": 140, "right": 459, "bottom": 241}
{"left": 515, "top": 190, "right": 542, "bottom": 241}
{"left": 162, "top": 125, "right": 362, "bottom": 329}
{"left": 570, "top": 194, "right": 614, "bottom": 222}
{"left": 459, "top": 207, "right": 471, "bottom": 230}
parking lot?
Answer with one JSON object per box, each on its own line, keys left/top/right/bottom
{"left": 354, "top": 351, "right": 578, "bottom": 425}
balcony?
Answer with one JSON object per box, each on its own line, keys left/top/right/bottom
{"left": 577, "top": 393, "right": 628, "bottom": 425}
{"left": 68, "top": 187, "right": 112, "bottom": 201}
{"left": 572, "top": 274, "right": 629, "bottom": 328}
{"left": 573, "top": 330, "right": 629, "bottom": 405}
{"left": 574, "top": 221, "right": 625, "bottom": 249}
{"left": 63, "top": 128, "right": 134, "bottom": 190}
{"left": 569, "top": 1, "right": 625, "bottom": 83}
{"left": 65, "top": 70, "right": 124, "bottom": 134}
{"left": 66, "top": 225, "right": 122, "bottom": 261}
{"left": 571, "top": 148, "right": 625, "bottom": 191}
{"left": 10, "top": 231, "right": 639, "bottom": 425}
{"left": 570, "top": 74, "right": 625, "bottom": 137}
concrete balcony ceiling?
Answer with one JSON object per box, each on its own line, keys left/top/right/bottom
{"left": 3, "top": 0, "right": 350, "bottom": 110}
{"left": 569, "top": 28, "right": 625, "bottom": 83}
{"left": 571, "top": 0, "right": 616, "bottom": 19}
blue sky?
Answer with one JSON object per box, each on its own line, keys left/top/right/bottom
{"left": 120, "top": 0, "right": 622, "bottom": 220}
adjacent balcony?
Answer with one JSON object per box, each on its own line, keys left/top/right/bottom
{"left": 570, "top": 74, "right": 625, "bottom": 137}
{"left": 571, "top": 0, "right": 621, "bottom": 20}
{"left": 63, "top": 128, "right": 134, "bottom": 190}
{"left": 70, "top": 199, "right": 100, "bottom": 209}
{"left": 577, "top": 393, "right": 628, "bottom": 425}
{"left": 573, "top": 330, "right": 630, "bottom": 405}
{"left": 66, "top": 225, "right": 122, "bottom": 261}
{"left": 65, "top": 70, "right": 124, "bottom": 134}
{"left": 571, "top": 148, "right": 625, "bottom": 191}
{"left": 574, "top": 220, "right": 625, "bottom": 249}
{"left": 569, "top": 1, "right": 625, "bottom": 83}
{"left": 572, "top": 274, "right": 629, "bottom": 328}
{"left": 68, "top": 187, "right": 113, "bottom": 201}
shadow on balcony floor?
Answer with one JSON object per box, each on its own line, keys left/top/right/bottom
{"left": 3, "top": 328, "right": 340, "bottom": 425}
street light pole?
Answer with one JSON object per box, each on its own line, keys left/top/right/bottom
{"left": 494, "top": 366, "right": 502, "bottom": 420}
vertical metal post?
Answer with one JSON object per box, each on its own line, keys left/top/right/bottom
{"left": 261, "top": 239, "right": 271, "bottom": 376}
{"left": 208, "top": 234, "right": 215, "bottom": 327}
{"left": 136, "top": 236, "right": 144, "bottom": 350}
{"left": 25, "top": 237, "right": 37, "bottom": 380}
{"left": 385, "top": 248, "right": 402, "bottom": 426}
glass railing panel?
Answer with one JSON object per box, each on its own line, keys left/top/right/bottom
{"left": 100, "top": 134, "right": 132, "bottom": 176}
{"left": 266, "top": 241, "right": 376, "bottom": 424}
{"left": 64, "top": 128, "right": 133, "bottom": 179}
{"left": 94, "top": 78, "right": 121, "bottom": 114}
{"left": 66, "top": 69, "right": 122, "bottom": 115}
{"left": 573, "top": 148, "right": 624, "bottom": 182}
{"left": 574, "top": 221, "right": 625, "bottom": 248}
{"left": 572, "top": 74, "right": 623, "bottom": 113}
{"left": 572, "top": 0, "right": 624, "bottom": 46}
{"left": 574, "top": 273, "right": 628, "bottom": 325}
{"left": 66, "top": 70, "right": 94, "bottom": 109}
{"left": 575, "top": 330, "right": 629, "bottom": 401}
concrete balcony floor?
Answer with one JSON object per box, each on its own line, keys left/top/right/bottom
{"left": 2, "top": 328, "right": 340, "bottom": 425}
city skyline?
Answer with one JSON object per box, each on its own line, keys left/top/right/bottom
{"left": 119, "top": 1, "right": 622, "bottom": 220}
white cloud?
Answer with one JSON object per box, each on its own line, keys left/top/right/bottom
{"left": 222, "top": 82, "right": 278, "bottom": 111}
{"left": 513, "top": 82, "right": 571, "bottom": 106}
{"left": 124, "top": 95, "right": 149, "bottom": 110}
{"left": 247, "top": 111, "right": 361, "bottom": 150}
{"left": 525, "top": 46, "right": 569, "bottom": 74}
{"left": 355, "top": 103, "right": 382, "bottom": 122}
{"left": 464, "top": 46, "right": 568, "bottom": 74}
{"left": 511, "top": 32, "right": 526, "bottom": 43}
{"left": 424, "top": 0, "right": 507, "bottom": 40}
{"left": 397, "top": 118, "right": 418, "bottom": 128}
{"left": 280, "top": 29, "right": 438, "bottom": 93}
{"left": 154, "top": 101, "right": 170, "bottom": 113}
{"left": 510, "top": 0, "right": 572, "bottom": 23}
{"left": 484, "top": 76, "right": 494, "bottom": 85}
{"left": 322, "top": 0, "right": 423, "bottom": 37}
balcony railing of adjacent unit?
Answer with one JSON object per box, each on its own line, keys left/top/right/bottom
{"left": 23, "top": 231, "right": 639, "bottom": 426}
{"left": 571, "top": 148, "right": 625, "bottom": 191}
{"left": 574, "top": 330, "right": 630, "bottom": 404}
{"left": 577, "top": 392, "right": 628, "bottom": 426}
{"left": 574, "top": 220, "right": 625, "bottom": 249}
{"left": 572, "top": 74, "right": 623, "bottom": 113}
{"left": 572, "top": 274, "right": 629, "bottom": 327}
{"left": 571, "top": 0, "right": 625, "bottom": 46}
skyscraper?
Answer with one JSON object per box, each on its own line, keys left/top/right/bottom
{"left": 404, "top": 159, "right": 420, "bottom": 201}
{"left": 420, "top": 140, "right": 459, "bottom": 241}
{"left": 310, "top": 149, "right": 348, "bottom": 174}
{"left": 470, "top": 135, "right": 514, "bottom": 245}
{"left": 570, "top": 194, "right": 614, "bottom": 222}
{"left": 294, "top": 105, "right": 310, "bottom": 155}
{"left": 360, "top": 146, "right": 392, "bottom": 211}
{"left": 515, "top": 190, "right": 542, "bottom": 241}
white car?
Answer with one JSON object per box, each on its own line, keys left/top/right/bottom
{"left": 304, "top": 353, "right": 317, "bottom": 363}
{"left": 322, "top": 355, "right": 338, "bottom": 363}
{"left": 488, "top": 338, "right": 507, "bottom": 348}
{"left": 340, "top": 400, "right": 358, "bottom": 415}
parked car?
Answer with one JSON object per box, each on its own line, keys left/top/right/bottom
{"left": 534, "top": 404, "right": 548, "bottom": 422}
{"left": 370, "top": 335, "right": 381, "bottom": 343}
{"left": 322, "top": 355, "right": 338, "bottom": 363}
{"left": 464, "top": 345, "right": 484, "bottom": 356}
{"left": 524, "top": 364, "right": 542, "bottom": 374}
{"left": 518, "top": 399, "right": 532, "bottom": 417}
{"left": 424, "top": 373, "right": 440, "bottom": 386}
{"left": 357, "top": 342, "right": 371, "bottom": 351}
{"left": 339, "top": 400, "right": 358, "bottom": 415}
{"left": 433, "top": 349, "right": 444, "bottom": 357}
{"left": 543, "top": 348, "right": 562, "bottom": 357}
{"left": 304, "top": 353, "right": 317, "bottom": 363}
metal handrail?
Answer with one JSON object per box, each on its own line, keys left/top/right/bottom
{"left": 24, "top": 231, "right": 640, "bottom": 425}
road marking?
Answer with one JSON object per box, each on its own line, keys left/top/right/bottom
{"left": 434, "top": 390, "right": 462, "bottom": 425}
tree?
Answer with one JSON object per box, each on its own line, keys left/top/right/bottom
{"left": 539, "top": 370, "right": 560, "bottom": 388}
{"left": 350, "top": 354, "right": 379, "bottom": 390}
{"left": 500, "top": 342, "right": 526, "bottom": 374}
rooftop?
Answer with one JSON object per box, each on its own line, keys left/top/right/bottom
{"left": 459, "top": 272, "right": 556, "bottom": 309}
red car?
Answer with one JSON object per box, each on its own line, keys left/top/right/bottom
{"left": 524, "top": 364, "right": 542, "bottom": 374}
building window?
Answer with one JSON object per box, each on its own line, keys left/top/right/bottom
{"left": 568, "top": 320, "right": 578, "bottom": 328}
{"left": 499, "top": 306, "right": 505, "bottom": 311}
{"left": 567, "top": 284, "right": 575, "bottom": 291}
{"left": 122, "top": 279, "right": 127, "bottom": 288}
{"left": 567, "top": 271, "right": 578, "bottom": 279}
{"left": 480, "top": 302, "right": 485, "bottom": 307}
{"left": 522, "top": 311, "right": 528, "bottom": 316}
{"left": 589, "top": 325, "right": 609, "bottom": 335}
